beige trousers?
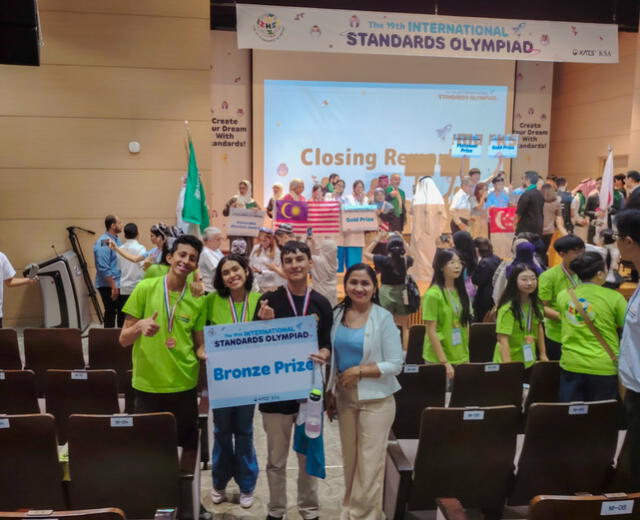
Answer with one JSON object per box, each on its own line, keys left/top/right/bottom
{"left": 261, "top": 412, "right": 319, "bottom": 519}
{"left": 336, "top": 385, "right": 396, "bottom": 520}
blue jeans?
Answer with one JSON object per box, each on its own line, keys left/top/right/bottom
{"left": 211, "top": 404, "right": 258, "bottom": 493}
{"left": 558, "top": 368, "right": 618, "bottom": 402}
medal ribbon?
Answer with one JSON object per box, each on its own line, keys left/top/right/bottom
{"left": 285, "top": 286, "right": 311, "bottom": 316}
{"left": 228, "top": 295, "right": 248, "bottom": 323}
{"left": 163, "top": 276, "right": 187, "bottom": 334}
{"left": 525, "top": 303, "right": 533, "bottom": 337}
{"left": 444, "top": 288, "right": 461, "bottom": 316}
{"left": 561, "top": 264, "right": 579, "bottom": 289}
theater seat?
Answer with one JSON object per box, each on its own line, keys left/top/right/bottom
{"left": 392, "top": 363, "right": 446, "bottom": 439}
{"left": 0, "top": 509, "right": 126, "bottom": 520}
{"left": 449, "top": 362, "right": 524, "bottom": 408}
{"left": 524, "top": 361, "right": 560, "bottom": 409}
{"left": 45, "top": 369, "right": 120, "bottom": 444}
{"left": 509, "top": 400, "right": 619, "bottom": 506}
{"left": 0, "top": 328, "right": 21, "bottom": 369}
{"left": 24, "top": 328, "right": 85, "bottom": 395}
{"left": 0, "top": 414, "right": 65, "bottom": 510}
{"left": 67, "top": 413, "right": 200, "bottom": 520}
{"left": 405, "top": 325, "right": 425, "bottom": 365}
{"left": 384, "top": 405, "right": 519, "bottom": 518}
{"left": 88, "top": 328, "right": 132, "bottom": 393}
{"left": 529, "top": 492, "right": 640, "bottom": 519}
{"left": 0, "top": 369, "right": 39, "bottom": 414}
{"left": 468, "top": 322, "right": 496, "bottom": 363}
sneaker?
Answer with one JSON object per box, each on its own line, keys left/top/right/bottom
{"left": 210, "top": 488, "right": 226, "bottom": 504}
{"left": 239, "top": 492, "right": 254, "bottom": 508}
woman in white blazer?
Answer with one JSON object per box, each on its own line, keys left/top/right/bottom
{"left": 326, "top": 263, "right": 403, "bottom": 520}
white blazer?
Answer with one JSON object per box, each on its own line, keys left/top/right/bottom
{"left": 328, "top": 303, "right": 403, "bottom": 400}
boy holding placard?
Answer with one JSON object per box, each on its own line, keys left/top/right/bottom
{"left": 256, "top": 240, "right": 333, "bottom": 520}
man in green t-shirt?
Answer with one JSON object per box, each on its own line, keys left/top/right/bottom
{"left": 120, "top": 235, "right": 206, "bottom": 450}
{"left": 386, "top": 173, "right": 406, "bottom": 232}
{"left": 538, "top": 234, "right": 585, "bottom": 360}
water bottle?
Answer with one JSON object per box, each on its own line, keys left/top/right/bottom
{"left": 305, "top": 387, "right": 323, "bottom": 439}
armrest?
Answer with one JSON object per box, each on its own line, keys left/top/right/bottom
{"left": 383, "top": 441, "right": 414, "bottom": 520}
{"left": 436, "top": 498, "right": 469, "bottom": 520}
{"left": 179, "top": 430, "right": 201, "bottom": 479}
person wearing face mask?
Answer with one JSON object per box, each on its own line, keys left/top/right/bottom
{"left": 422, "top": 249, "right": 472, "bottom": 379}
{"left": 325, "top": 264, "right": 403, "bottom": 520}
{"left": 206, "top": 254, "right": 261, "bottom": 508}
{"left": 556, "top": 251, "right": 626, "bottom": 402}
{"left": 364, "top": 233, "right": 414, "bottom": 341}
{"left": 494, "top": 264, "right": 548, "bottom": 380}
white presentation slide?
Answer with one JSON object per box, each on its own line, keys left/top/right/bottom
{"left": 264, "top": 80, "right": 509, "bottom": 203}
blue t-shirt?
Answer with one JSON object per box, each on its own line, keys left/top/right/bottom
{"left": 334, "top": 323, "right": 365, "bottom": 372}
{"left": 485, "top": 191, "right": 509, "bottom": 208}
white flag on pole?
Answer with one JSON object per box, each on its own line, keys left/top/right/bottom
{"left": 599, "top": 148, "right": 614, "bottom": 221}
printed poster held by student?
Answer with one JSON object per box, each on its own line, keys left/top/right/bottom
{"left": 226, "top": 207, "right": 265, "bottom": 237}
{"left": 204, "top": 316, "right": 316, "bottom": 408}
{"left": 341, "top": 205, "right": 378, "bottom": 232}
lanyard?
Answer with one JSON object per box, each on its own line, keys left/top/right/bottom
{"left": 524, "top": 303, "right": 533, "bottom": 335}
{"left": 560, "top": 264, "right": 579, "bottom": 288}
{"left": 163, "top": 276, "right": 187, "bottom": 334}
{"left": 228, "top": 295, "right": 248, "bottom": 323}
{"left": 444, "top": 288, "right": 461, "bottom": 316}
{"left": 285, "top": 285, "right": 311, "bottom": 316}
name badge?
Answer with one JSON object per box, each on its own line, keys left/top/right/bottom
{"left": 452, "top": 328, "right": 462, "bottom": 346}
{"left": 523, "top": 343, "right": 534, "bottom": 363}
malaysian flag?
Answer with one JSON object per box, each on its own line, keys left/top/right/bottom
{"left": 275, "top": 200, "right": 341, "bottom": 234}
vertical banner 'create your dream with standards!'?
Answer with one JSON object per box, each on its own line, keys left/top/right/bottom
{"left": 204, "top": 316, "right": 317, "bottom": 408}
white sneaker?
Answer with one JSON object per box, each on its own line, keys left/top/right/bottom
{"left": 210, "top": 488, "right": 226, "bottom": 504}
{"left": 239, "top": 492, "right": 254, "bottom": 508}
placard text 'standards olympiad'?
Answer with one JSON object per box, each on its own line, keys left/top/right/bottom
{"left": 204, "top": 316, "right": 317, "bottom": 408}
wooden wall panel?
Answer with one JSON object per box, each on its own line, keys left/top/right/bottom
{"left": 0, "top": 118, "right": 211, "bottom": 170}
{"left": 40, "top": 11, "right": 209, "bottom": 70}
{"left": 41, "top": 0, "right": 209, "bottom": 18}
{"left": 0, "top": 0, "right": 211, "bottom": 326}
{"left": 0, "top": 66, "right": 209, "bottom": 120}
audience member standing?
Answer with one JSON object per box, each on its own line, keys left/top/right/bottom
{"left": 307, "top": 236, "right": 338, "bottom": 307}
{"left": 94, "top": 214, "right": 124, "bottom": 328}
{"left": 449, "top": 177, "right": 473, "bottom": 234}
{"left": 422, "top": 249, "right": 471, "bottom": 379}
{"left": 555, "top": 177, "right": 574, "bottom": 234}
{"left": 538, "top": 235, "right": 585, "bottom": 360}
{"left": 119, "top": 235, "right": 206, "bottom": 450}
{"left": 485, "top": 177, "right": 509, "bottom": 209}
{"left": 0, "top": 251, "right": 37, "bottom": 328}
{"left": 206, "top": 254, "right": 261, "bottom": 508}
{"left": 469, "top": 182, "right": 489, "bottom": 238}
{"left": 614, "top": 208, "right": 640, "bottom": 491}
{"left": 326, "top": 264, "right": 402, "bottom": 519}
{"left": 199, "top": 227, "right": 224, "bottom": 294}
{"left": 493, "top": 264, "right": 547, "bottom": 377}
{"left": 365, "top": 233, "right": 413, "bottom": 341}
{"left": 541, "top": 183, "right": 567, "bottom": 261}
{"left": 515, "top": 171, "right": 544, "bottom": 236}
{"left": 556, "top": 252, "right": 625, "bottom": 402}
{"left": 571, "top": 179, "right": 594, "bottom": 242}
{"left": 471, "top": 238, "right": 501, "bottom": 322}
{"left": 626, "top": 170, "right": 640, "bottom": 202}
{"left": 255, "top": 241, "right": 332, "bottom": 520}
{"left": 118, "top": 223, "right": 147, "bottom": 307}
{"left": 250, "top": 228, "right": 285, "bottom": 293}
{"left": 584, "top": 178, "right": 602, "bottom": 243}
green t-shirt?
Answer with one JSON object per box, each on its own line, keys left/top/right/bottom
{"left": 422, "top": 285, "right": 469, "bottom": 364}
{"left": 122, "top": 276, "right": 206, "bottom": 393}
{"left": 144, "top": 263, "right": 195, "bottom": 283}
{"left": 386, "top": 186, "right": 406, "bottom": 217}
{"left": 557, "top": 283, "right": 626, "bottom": 376}
{"left": 538, "top": 264, "right": 580, "bottom": 342}
{"left": 206, "top": 291, "right": 261, "bottom": 325}
{"left": 493, "top": 301, "right": 543, "bottom": 368}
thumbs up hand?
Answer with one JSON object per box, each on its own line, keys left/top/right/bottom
{"left": 140, "top": 311, "right": 161, "bottom": 337}
{"left": 257, "top": 299, "right": 275, "bottom": 321}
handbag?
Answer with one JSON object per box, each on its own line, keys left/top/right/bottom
{"left": 567, "top": 288, "right": 626, "bottom": 399}
{"left": 402, "top": 258, "right": 421, "bottom": 314}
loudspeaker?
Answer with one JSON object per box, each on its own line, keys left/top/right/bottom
{"left": 0, "top": 0, "right": 40, "bottom": 66}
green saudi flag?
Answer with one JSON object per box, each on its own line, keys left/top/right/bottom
{"left": 182, "top": 138, "right": 210, "bottom": 232}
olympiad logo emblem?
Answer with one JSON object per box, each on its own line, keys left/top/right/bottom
{"left": 254, "top": 13, "right": 284, "bottom": 42}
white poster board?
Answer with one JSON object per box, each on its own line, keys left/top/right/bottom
{"left": 227, "top": 208, "right": 265, "bottom": 237}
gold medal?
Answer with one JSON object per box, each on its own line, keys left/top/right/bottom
{"left": 165, "top": 337, "right": 176, "bottom": 349}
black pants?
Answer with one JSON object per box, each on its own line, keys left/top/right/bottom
{"left": 558, "top": 368, "right": 618, "bottom": 402}
{"left": 98, "top": 287, "right": 126, "bottom": 328}
{"left": 625, "top": 390, "right": 640, "bottom": 492}
{"left": 134, "top": 387, "right": 199, "bottom": 450}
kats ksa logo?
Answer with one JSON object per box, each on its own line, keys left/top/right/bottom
{"left": 254, "top": 13, "right": 285, "bottom": 42}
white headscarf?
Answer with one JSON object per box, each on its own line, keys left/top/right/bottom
{"left": 235, "top": 179, "right": 255, "bottom": 206}
{"left": 413, "top": 176, "right": 445, "bottom": 206}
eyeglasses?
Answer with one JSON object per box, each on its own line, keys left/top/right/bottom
{"left": 612, "top": 233, "right": 626, "bottom": 241}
